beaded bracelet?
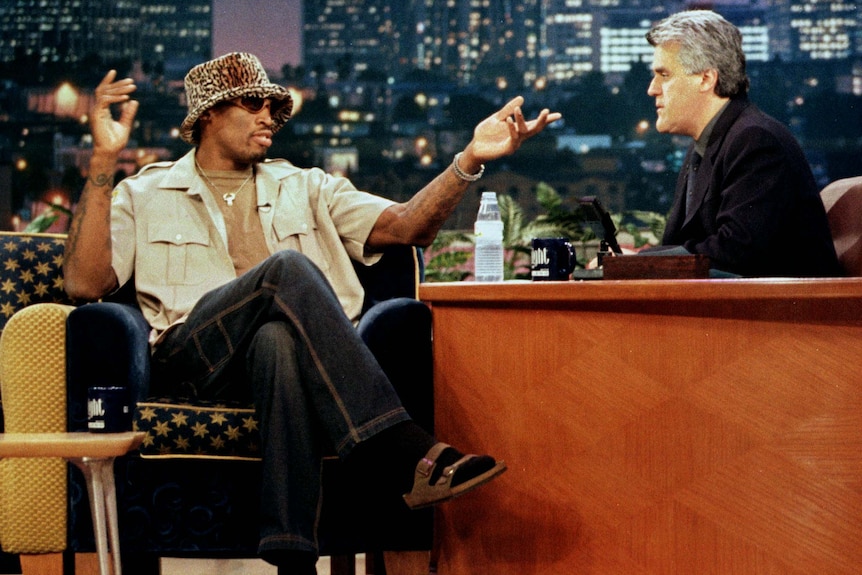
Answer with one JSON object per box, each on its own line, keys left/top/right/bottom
{"left": 451, "top": 152, "right": 485, "bottom": 182}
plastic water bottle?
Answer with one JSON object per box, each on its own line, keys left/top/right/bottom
{"left": 474, "top": 191, "right": 504, "bottom": 282}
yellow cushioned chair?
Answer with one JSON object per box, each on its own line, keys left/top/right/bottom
{"left": 0, "top": 233, "right": 77, "bottom": 574}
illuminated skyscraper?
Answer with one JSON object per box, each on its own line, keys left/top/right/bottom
{"left": 599, "top": 11, "right": 660, "bottom": 76}
{"left": 542, "top": 0, "right": 671, "bottom": 83}
{"left": 139, "top": 1, "right": 212, "bottom": 73}
{"left": 302, "top": 0, "right": 859, "bottom": 86}
{"left": 409, "top": 0, "right": 543, "bottom": 86}
{"left": 0, "top": 0, "right": 211, "bottom": 76}
{"left": 304, "top": 0, "right": 545, "bottom": 87}
{"left": 787, "top": 0, "right": 857, "bottom": 61}
{"left": 543, "top": 0, "right": 600, "bottom": 82}
{"left": 302, "top": 0, "right": 398, "bottom": 79}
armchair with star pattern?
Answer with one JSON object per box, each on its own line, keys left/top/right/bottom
{"left": 0, "top": 231, "right": 434, "bottom": 575}
{"left": 0, "top": 233, "right": 71, "bottom": 316}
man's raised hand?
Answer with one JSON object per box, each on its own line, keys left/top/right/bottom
{"left": 467, "top": 96, "right": 562, "bottom": 163}
{"left": 90, "top": 70, "right": 138, "bottom": 156}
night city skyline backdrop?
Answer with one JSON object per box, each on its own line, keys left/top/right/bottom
{"left": 212, "top": 1, "right": 861, "bottom": 73}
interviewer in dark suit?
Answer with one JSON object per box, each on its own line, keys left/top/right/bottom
{"left": 642, "top": 10, "right": 842, "bottom": 277}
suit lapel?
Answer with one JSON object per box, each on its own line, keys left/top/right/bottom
{"left": 680, "top": 97, "right": 751, "bottom": 228}
{"left": 682, "top": 150, "right": 706, "bottom": 228}
{"left": 664, "top": 148, "right": 692, "bottom": 238}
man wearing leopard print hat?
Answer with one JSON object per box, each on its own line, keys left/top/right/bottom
{"left": 65, "top": 52, "right": 560, "bottom": 574}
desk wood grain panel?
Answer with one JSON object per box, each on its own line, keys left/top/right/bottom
{"left": 421, "top": 280, "right": 862, "bottom": 575}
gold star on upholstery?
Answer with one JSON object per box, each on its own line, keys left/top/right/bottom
{"left": 153, "top": 420, "right": 171, "bottom": 437}
{"left": 52, "top": 254, "right": 63, "bottom": 267}
{"left": 171, "top": 412, "right": 189, "bottom": 427}
{"left": 210, "top": 436, "right": 225, "bottom": 450}
{"left": 35, "top": 262, "right": 51, "bottom": 276}
{"left": 32, "top": 282, "right": 49, "bottom": 296}
{"left": 158, "top": 445, "right": 172, "bottom": 455}
{"left": 52, "top": 276, "right": 64, "bottom": 290}
{"left": 1, "top": 279, "right": 15, "bottom": 294}
{"left": 36, "top": 242, "right": 52, "bottom": 253}
{"left": 139, "top": 406, "right": 158, "bottom": 421}
{"left": 141, "top": 434, "right": 155, "bottom": 447}
{"left": 22, "top": 249, "right": 36, "bottom": 261}
{"left": 224, "top": 425, "right": 242, "bottom": 441}
{"left": 192, "top": 421, "right": 209, "bottom": 438}
{"left": 3, "top": 241, "right": 16, "bottom": 252}
{"left": 4, "top": 258, "right": 19, "bottom": 272}
{"left": 16, "top": 292, "right": 31, "bottom": 306}
{"left": 19, "top": 269, "right": 34, "bottom": 284}
{"left": 210, "top": 412, "right": 228, "bottom": 426}
{"left": 1, "top": 302, "right": 15, "bottom": 318}
{"left": 242, "top": 416, "right": 259, "bottom": 432}
{"left": 174, "top": 437, "right": 191, "bottom": 451}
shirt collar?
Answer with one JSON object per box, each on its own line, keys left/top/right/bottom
{"left": 694, "top": 100, "right": 730, "bottom": 157}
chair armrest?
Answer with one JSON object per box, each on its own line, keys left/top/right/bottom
{"left": 0, "top": 303, "right": 75, "bottom": 554}
{"left": 66, "top": 303, "right": 151, "bottom": 432}
{"left": 354, "top": 245, "right": 423, "bottom": 312}
{"left": 357, "top": 298, "right": 433, "bottom": 430}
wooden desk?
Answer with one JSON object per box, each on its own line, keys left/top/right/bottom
{"left": 420, "top": 279, "right": 862, "bottom": 575}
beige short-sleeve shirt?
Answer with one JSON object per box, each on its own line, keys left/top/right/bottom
{"left": 111, "top": 150, "right": 395, "bottom": 344}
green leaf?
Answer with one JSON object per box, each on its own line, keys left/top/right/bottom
{"left": 536, "top": 182, "right": 562, "bottom": 211}
{"left": 24, "top": 204, "right": 73, "bottom": 233}
{"left": 24, "top": 213, "right": 59, "bottom": 232}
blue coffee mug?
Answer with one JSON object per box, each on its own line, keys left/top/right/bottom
{"left": 531, "top": 238, "right": 576, "bottom": 281}
{"left": 87, "top": 386, "right": 132, "bottom": 433}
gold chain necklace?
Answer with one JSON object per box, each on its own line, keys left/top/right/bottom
{"left": 196, "top": 161, "right": 254, "bottom": 206}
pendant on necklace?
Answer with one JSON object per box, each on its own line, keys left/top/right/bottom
{"left": 223, "top": 192, "right": 236, "bottom": 206}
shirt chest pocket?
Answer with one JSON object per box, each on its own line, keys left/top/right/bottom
{"left": 146, "top": 221, "right": 212, "bottom": 285}
{"left": 272, "top": 211, "right": 331, "bottom": 274}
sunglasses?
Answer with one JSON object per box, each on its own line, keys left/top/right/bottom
{"left": 227, "top": 96, "right": 288, "bottom": 115}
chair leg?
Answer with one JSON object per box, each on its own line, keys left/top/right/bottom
{"left": 382, "top": 551, "right": 430, "bottom": 575}
{"left": 69, "top": 457, "right": 120, "bottom": 575}
{"left": 330, "top": 554, "right": 356, "bottom": 575}
{"left": 75, "top": 552, "right": 103, "bottom": 575}
{"left": 18, "top": 553, "right": 63, "bottom": 575}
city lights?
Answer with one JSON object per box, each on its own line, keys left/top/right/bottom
{"left": 0, "top": 0, "right": 858, "bottom": 233}
{"left": 54, "top": 82, "right": 79, "bottom": 118}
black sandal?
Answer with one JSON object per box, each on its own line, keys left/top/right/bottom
{"left": 402, "top": 442, "right": 507, "bottom": 510}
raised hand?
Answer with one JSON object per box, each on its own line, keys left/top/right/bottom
{"left": 467, "top": 96, "right": 562, "bottom": 163}
{"left": 90, "top": 70, "right": 139, "bottom": 156}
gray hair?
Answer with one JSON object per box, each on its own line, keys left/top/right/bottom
{"left": 646, "top": 10, "right": 750, "bottom": 98}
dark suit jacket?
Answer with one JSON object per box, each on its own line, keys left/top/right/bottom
{"left": 660, "top": 96, "right": 842, "bottom": 277}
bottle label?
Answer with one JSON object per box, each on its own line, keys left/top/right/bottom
{"left": 474, "top": 241, "right": 504, "bottom": 281}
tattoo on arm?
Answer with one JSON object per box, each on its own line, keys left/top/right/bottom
{"left": 88, "top": 172, "right": 113, "bottom": 187}
{"left": 67, "top": 172, "right": 113, "bottom": 263}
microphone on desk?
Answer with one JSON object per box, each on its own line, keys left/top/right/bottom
{"left": 579, "top": 196, "right": 622, "bottom": 268}
{"left": 579, "top": 196, "right": 622, "bottom": 255}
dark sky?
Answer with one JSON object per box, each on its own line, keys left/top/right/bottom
{"left": 212, "top": 0, "right": 303, "bottom": 70}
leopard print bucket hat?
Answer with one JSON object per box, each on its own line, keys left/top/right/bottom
{"left": 180, "top": 52, "right": 294, "bottom": 145}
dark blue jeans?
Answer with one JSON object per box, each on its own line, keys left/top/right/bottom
{"left": 150, "top": 250, "right": 412, "bottom": 558}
